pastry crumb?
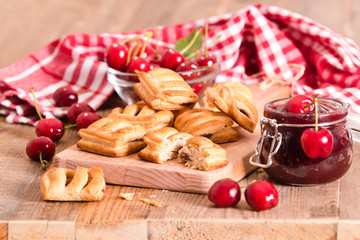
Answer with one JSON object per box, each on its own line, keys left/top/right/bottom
{"left": 119, "top": 193, "right": 135, "bottom": 200}
{"left": 140, "top": 198, "right": 163, "bottom": 207}
{"left": 150, "top": 194, "right": 156, "bottom": 198}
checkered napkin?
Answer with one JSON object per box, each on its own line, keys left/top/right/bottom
{"left": 1, "top": 4, "right": 360, "bottom": 125}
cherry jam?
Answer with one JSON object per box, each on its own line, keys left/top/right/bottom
{"left": 252, "top": 97, "right": 353, "bottom": 185}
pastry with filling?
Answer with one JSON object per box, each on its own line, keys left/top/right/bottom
{"left": 107, "top": 101, "right": 174, "bottom": 132}
{"left": 205, "top": 82, "right": 258, "bottom": 133}
{"left": 138, "top": 127, "right": 193, "bottom": 164}
{"left": 174, "top": 108, "right": 239, "bottom": 143}
{"left": 133, "top": 68, "right": 198, "bottom": 110}
{"left": 77, "top": 118, "right": 147, "bottom": 157}
{"left": 40, "top": 166, "right": 106, "bottom": 201}
{"left": 178, "top": 136, "right": 228, "bottom": 171}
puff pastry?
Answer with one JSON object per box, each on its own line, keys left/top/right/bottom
{"left": 178, "top": 137, "right": 228, "bottom": 171}
{"left": 107, "top": 101, "right": 174, "bottom": 132}
{"left": 40, "top": 166, "right": 106, "bottom": 201}
{"left": 133, "top": 68, "right": 198, "bottom": 110}
{"left": 174, "top": 108, "right": 239, "bottom": 143}
{"left": 77, "top": 118, "right": 147, "bottom": 157}
{"left": 138, "top": 127, "right": 193, "bottom": 164}
{"left": 202, "top": 82, "right": 253, "bottom": 111}
{"left": 205, "top": 82, "right": 258, "bottom": 133}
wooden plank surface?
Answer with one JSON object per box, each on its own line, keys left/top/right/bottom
{"left": 1, "top": 0, "right": 360, "bottom": 239}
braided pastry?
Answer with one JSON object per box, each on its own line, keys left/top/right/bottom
{"left": 40, "top": 166, "right": 106, "bottom": 201}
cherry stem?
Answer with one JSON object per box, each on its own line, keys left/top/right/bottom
{"left": 120, "top": 32, "right": 152, "bottom": 45}
{"left": 179, "top": 29, "right": 201, "bottom": 56}
{"left": 204, "top": 24, "right": 209, "bottom": 57}
{"left": 78, "top": 89, "right": 91, "bottom": 95}
{"left": 132, "top": 39, "right": 142, "bottom": 58}
{"left": 65, "top": 124, "right": 77, "bottom": 129}
{"left": 134, "top": 70, "right": 140, "bottom": 74}
{"left": 39, "top": 151, "right": 49, "bottom": 170}
{"left": 186, "top": 50, "right": 201, "bottom": 59}
{"left": 154, "top": 30, "right": 160, "bottom": 60}
{"left": 239, "top": 180, "right": 257, "bottom": 189}
{"left": 139, "top": 32, "right": 153, "bottom": 58}
{"left": 209, "top": 34, "right": 221, "bottom": 49}
{"left": 30, "top": 88, "right": 43, "bottom": 120}
{"left": 126, "top": 42, "right": 137, "bottom": 65}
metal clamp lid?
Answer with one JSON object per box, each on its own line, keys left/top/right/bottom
{"left": 249, "top": 117, "right": 282, "bottom": 168}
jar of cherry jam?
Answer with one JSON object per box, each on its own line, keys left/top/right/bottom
{"left": 249, "top": 97, "right": 353, "bottom": 185}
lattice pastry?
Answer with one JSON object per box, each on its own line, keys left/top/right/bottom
{"left": 133, "top": 68, "right": 198, "bottom": 110}
{"left": 107, "top": 101, "right": 174, "bottom": 132}
{"left": 138, "top": 127, "right": 193, "bottom": 164}
{"left": 40, "top": 166, "right": 106, "bottom": 201}
{"left": 178, "top": 136, "right": 228, "bottom": 171}
{"left": 174, "top": 108, "right": 239, "bottom": 143}
{"left": 77, "top": 118, "right": 147, "bottom": 157}
{"left": 205, "top": 82, "right": 258, "bottom": 133}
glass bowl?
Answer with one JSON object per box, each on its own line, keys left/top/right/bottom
{"left": 106, "top": 56, "right": 221, "bottom": 105}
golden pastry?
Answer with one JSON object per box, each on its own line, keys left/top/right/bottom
{"left": 138, "top": 127, "right": 193, "bottom": 164}
{"left": 133, "top": 68, "right": 198, "bottom": 110}
{"left": 40, "top": 166, "right": 106, "bottom": 201}
{"left": 107, "top": 101, "right": 174, "bottom": 132}
{"left": 77, "top": 118, "right": 147, "bottom": 157}
{"left": 205, "top": 82, "right": 258, "bottom": 133}
{"left": 178, "top": 136, "right": 228, "bottom": 171}
{"left": 174, "top": 108, "right": 239, "bottom": 143}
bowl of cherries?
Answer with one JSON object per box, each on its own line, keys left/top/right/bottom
{"left": 105, "top": 28, "right": 221, "bottom": 104}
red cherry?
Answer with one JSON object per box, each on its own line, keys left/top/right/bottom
{"left": 196, "top": 53, "right": 217, "bottom": 67}
{"left": 126, "top": 57, "right": 151, "bottom": 74}
{"left": 244, "top": 180, "right": 279, "bottom": 211}
{"left": 53, "top": 87, "right": 78, "bottom": 107}
{"left": 208, "top": 178, "right": 241, "bottom": 208}
{"left": 190, "top": 83, "right": 204, "bottom": 94}
{"left": 105, "top": 43, "right": 129, "bottom": 70}
{"left": 67, "top": 102, "right": 94, "bottom": 124}
{"left": 35, "top": 118, "right": 65, "bottom": 141}
{"left": 175, "top": 60, "right": 201, "bottom": 80}
{"left": 26, "top": 136, "right": 55, "bottom": 169}
{"left": 161, "top": 48, "right": 185, "bottom": 70}
{"left": 301, "top": 127, "right": 333, "bottom": 159}
{"left": 76, "top": 112, "right": 101, "bottom": 130}
{"left": 284, "top": 95, "right": 315, "bottom": 113}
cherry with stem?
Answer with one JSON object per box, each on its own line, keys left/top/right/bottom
{"left": 30, "top": 88, "right": 65, "bottom": 142}
{"left": 301, "top": 96, "right": 333, "bottom": 159}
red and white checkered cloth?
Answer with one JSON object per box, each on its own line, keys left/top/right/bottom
{"left": 1, "top": 4, "right": 360, "bottom": 125}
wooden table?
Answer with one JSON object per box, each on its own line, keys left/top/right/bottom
{"left": 1, "top": 1, "right": 360, "bottom": 239}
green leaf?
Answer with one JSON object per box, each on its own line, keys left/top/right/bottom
{"left": 175, "top": 29, "right": 202, "bottom": 59}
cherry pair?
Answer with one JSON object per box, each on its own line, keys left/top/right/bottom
{"left": 208, "top": 178, "right": 279, "bottom": 211}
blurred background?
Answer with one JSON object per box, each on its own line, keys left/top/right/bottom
{"left": 0, "top": 0, "right": 359, "bottom": 68}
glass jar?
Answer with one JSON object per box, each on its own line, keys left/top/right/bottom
{"left": 249, "top": 97, "right": 353, "bottom": 185}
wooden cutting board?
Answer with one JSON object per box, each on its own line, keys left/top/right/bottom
{"left": 53, "top": 84, "right": 290, "bottom": 194}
